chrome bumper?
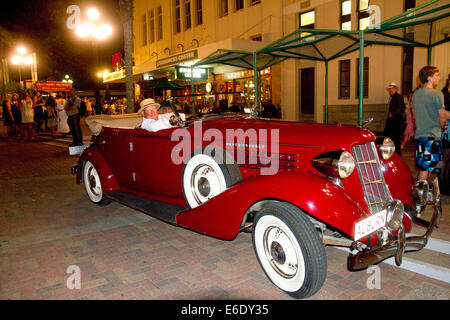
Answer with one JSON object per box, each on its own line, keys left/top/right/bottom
{"left": 348, "top": 183, "right": 441, "bottom": 271}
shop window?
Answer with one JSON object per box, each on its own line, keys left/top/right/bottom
{"left": 175, "top": 0, "right": 181, "bottom": 33}
{"left": 339, "top": 59, "right": 351, "bottom": 99}
{"left": 142, "top": 14, "right": 147, "bottom": 46}
{"left": 235, "top": 0, "right": 244, "bottom": 12}
{"left": 358, "top": 0, "right": 370, "bottom": 30}
{"left": 196, "top": 0, "right": 203, "bottom": 26}
{"left": 157, "top": 6, "right": 163, "bottom": 40}
{"left": 185, "top": 0, "right": 192, "bottom": 30}
{"left": 219, "top": 0, "right": 229, "bottom": 18}
{"left": 356, "top": 57, "right": 369, "bottom": 98}
{"left": 340, "top": 0, "right": 351, "bottom": 30}
{"left": 149, "top": 9, "right": 155, "bottom": 43}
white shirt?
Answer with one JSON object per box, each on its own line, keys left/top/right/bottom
{"left": 141, "top": 113, "right": 186, "bottom": 132}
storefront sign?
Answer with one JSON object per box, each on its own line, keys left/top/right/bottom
{"left": 176, "top": 66, "right": 208, "bottom": 80}
{"left": 112, "top": 52, "right": 122, "bottom": 70}
{"left": 157, "top": 50, "right": 198, "bottom": 68}
{"left": 35, "top": 81, "right": 72, "bottom": 91}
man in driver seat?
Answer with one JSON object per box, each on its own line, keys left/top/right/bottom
{"left": 139, "top": 98, "right": 186, "bottom": 132}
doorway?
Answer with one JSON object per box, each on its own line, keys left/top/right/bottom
{"left": 300, "top": 67, "right": 315, "bottom": 116}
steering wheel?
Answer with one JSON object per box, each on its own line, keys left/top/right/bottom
{"left": 166, "top": 97, "right": 185, "bottom": 127}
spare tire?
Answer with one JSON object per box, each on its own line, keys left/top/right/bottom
{"left": 182, "top": 147, "right": 242, "bottom": 208}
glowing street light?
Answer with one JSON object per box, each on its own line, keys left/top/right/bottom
{"left": 11, "top": 45, "right": 38, "bottom": 85}
{"left": 87, "top": 8, "right": 100, "bottom": 20}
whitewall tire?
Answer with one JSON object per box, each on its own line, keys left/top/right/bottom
{"left": 83, "top": 161, "right": 111, "bottom": 206}
{"left": 252, "top": 202, "right": 327, "bottom": 299}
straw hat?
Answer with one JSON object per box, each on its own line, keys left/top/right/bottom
{"left": 138, "top": 98, "right": 160, "bottom": 114}
{"left": 386, "top": 82, "right": 398, "bottom": 88}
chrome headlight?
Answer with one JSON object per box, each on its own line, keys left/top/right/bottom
{"left": 312, "top": 150, "right": 355, "bottom": 179}
{"left": 384, "top": 200, "right": 404, "bottom": 231}
{"left": 377, "top": 137, "right": 395, "bottom": 160}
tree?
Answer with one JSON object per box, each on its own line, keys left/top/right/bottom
{"left": 118, "top": 0, "right": 134, "bottom": 113}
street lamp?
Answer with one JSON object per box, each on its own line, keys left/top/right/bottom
{"left": 10, "top": 46, "right": 38, "bottom": 87}
{"left": 74, "top": 8, "right": 113, "bottom": 114}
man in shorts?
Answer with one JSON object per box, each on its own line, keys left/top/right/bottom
{"left": 412, "top": 66, "right": 447, "bottom": 181}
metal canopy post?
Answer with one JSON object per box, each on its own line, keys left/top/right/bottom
{"left": 325, "top": 60, "right": 329, "bottom": 124}
{"left": 253, "top": 52, "right": 259, "bottom": 111}
{"left": 358, "top": 30, "right": 365, "bottom": 125}
{"left": 191, "top": 65, "right": 195, "bottom": 114}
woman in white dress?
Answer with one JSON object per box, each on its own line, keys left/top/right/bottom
{"left": 20, "top": 92, "right": 35, "bottom": 141}
{"left": 55, "top": 94, "right": 70, "bottom": 136}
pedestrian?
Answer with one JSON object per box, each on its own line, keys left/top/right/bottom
{"left": 46, "top": 94, "right": 57, "bottom": 138}
{"left": 33, "top": 91, "right": 45, "bottom": 134}
{"left": 55, "top": 93, "right": 70, "bottom": 137}
{"left": 11, "top": 93, "right": 22, "bottom": 140}
{"left": 438, "top": 75, "right": 450, "bottom": 194}
{"left": 412, "top": 66, "right": 447, "bottom": 182}
{"left": 400, "top": 92, "right": 415, "bottom": 150}
{"left": 441, "top": 75, "right": 450, "bottom": 148}
{"left": 2, "top": 94, "right": 15, "bottom": 141}
{"left": 20, "top": 92, "right": 35, "bottom": 141}
{"left": 383, "top": 82, "right": 405, "bottom": 155}
{"left": 65, "top": 88, "right": 83, "bottom": 146}
{"left": 85, "top": 97, "right": 92, "bottom": 116}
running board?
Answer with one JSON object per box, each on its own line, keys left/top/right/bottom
{"left": 106, "top": 190, "right": 188, "bottom": 224}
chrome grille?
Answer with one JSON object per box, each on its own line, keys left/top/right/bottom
{"left": 352, "top": 142, "right": 391, "bottom": 214}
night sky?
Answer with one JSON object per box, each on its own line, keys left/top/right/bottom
{"left": 0, "top": 0, "right": 124, "bottom": 90}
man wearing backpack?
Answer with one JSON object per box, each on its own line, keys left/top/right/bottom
{"left": 65, "top": 88, "right": 84, "bottom": 146}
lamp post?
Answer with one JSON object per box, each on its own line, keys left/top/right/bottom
{"left": 11, "top": 46, "right": 37, "bottom": 89}
{"left": 74, "top": 7, "right": 113, "bottom": 114}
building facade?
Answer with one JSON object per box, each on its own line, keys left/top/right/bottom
{"left": 114, "top": 0, "right": 449, "bottom": 130}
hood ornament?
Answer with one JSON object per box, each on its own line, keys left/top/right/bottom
{"left": 360, "top": 118, "right": 373, "bottom": 129}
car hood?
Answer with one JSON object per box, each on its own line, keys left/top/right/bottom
{"left": 192, "top": 116, "right": 376, "bottom": 151}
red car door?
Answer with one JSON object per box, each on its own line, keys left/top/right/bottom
{"left": 98, "top": 128, "right": 136, "bottom": 189}
{"left": 130, "top": 127, "right": 185, "bottom": 199}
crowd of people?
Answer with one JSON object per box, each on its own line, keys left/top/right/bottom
{"left": 2, "top": 90, "right": 74, "bottom": 142}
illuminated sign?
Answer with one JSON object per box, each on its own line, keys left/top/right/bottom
{"left": 176, "top": 66, "right": 208, "bottom": 80}
{"left": 157, "top": 50, "right": 198, "bottom": 68}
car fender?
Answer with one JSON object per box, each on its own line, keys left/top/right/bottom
{"left": 77, "top": 147, "right": 119, "bottom": 193}
{"left": 176, "top": 171, "right": 368, "bottom": 240}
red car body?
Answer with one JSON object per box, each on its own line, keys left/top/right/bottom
{"left": 74, "top": 113, "right": 439, "bottom": 298}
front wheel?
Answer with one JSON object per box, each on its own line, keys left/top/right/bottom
{"left": 252, "top": 202, "right": 327, "bottom": 299}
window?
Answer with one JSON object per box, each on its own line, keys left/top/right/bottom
{"left": 219, "top": 0, "right": 229, "bottom": 18}
{"left": 251, "top": 34, "right": 262, "bottom": 42}
{"left": 340, "top": 0, "right": 351, "bottom": 30}
{"left": 185, "top": 0, "right": 192, "bottom": 30}
{"left": 299, "top": 10, "right": 315, "bottom": 38}
{"left": 358, "top": 0, "right": 370, "bottom": 30}
{"left": 339, "top": 59, "right": 351, "bottom": 99}
{"left": 149, "top": 10, "right": 155, "bottom": 43}
{"left": 235, "top": 0, "right": 244, "bottom": 11}
{"left": 250, "top": 0, "right": 261, "bottom": 6}
{"left": 175, "top": 0, "right": 181, "bottom": 33}
{"left": 356, "top": 57, "right": 369, "bottom": 98}
{"left": 196, "top": 0, "right": 203, "bottom": 26}
{"left": 142, "top": 14, "right": 147, "bottom": 46}
{"left": 156, "top": 6, "right": 163, "bottom": 41}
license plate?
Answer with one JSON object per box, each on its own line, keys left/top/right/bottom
{"left": 354, "top": 209, "right": 387, "bottom": 241}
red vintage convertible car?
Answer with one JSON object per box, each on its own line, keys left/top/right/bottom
{"left": 73, "top": 101, "right": 441, "bottom": 299}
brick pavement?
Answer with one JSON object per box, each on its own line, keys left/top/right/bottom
{"left": 0, "top": 121, "right": 449, "bottom": 300}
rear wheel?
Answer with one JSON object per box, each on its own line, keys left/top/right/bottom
{"left": 83, "top": 161, "right": 111, "bottom": 205}
{"left": 252, "top": 202, "right": 327, "bottom": 299}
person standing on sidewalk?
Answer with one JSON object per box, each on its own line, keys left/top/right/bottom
{"left": 33, "top": 91, "right": 45, "bottom": 134}
{"left": 2, "top": 94, "right": 15, "bottom": 141}
{"left": 20, "top": 92, "right": 35, "bottom": 141}
{"left": 65, "top": 88, "right": 83, "bottom": 146}
{"left": 413, "top": 66, "right": 447, "bottom": 182}
{"left": 383, "top": 82, "right": 406, "bottom": 155}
